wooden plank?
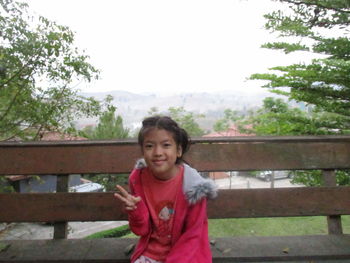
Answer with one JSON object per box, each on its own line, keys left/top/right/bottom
{"left": 0, "top": 192, "right": 127, "bottom": 223}
{"left": 0, "top": 144, "right": 141, "bottom": 175}
{"left": 1, "top": 235, "right": 350, "bottom": 262}
{"left": 0, "top": 239, "right": 131, "bottom": 263}
{"left": 208, "top": 187, "right": 350, "bottom": 219}
{"left": 322, "top": 170, "right": 343, "bottom": 234}
{"left": 210, "top": 235, "right": 350, "bottom": 262}
{"left": 1, "top": 187, "right": 350, "bottom": 223}
{"left": 1, "top": 136, "right": 350, "bottom": 175}
{"left": 187, "top": 141, "right": 350, "bottom": 172}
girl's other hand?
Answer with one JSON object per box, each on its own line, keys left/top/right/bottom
{"left": 114, "top": 185, "right": 141, "bottom": 211}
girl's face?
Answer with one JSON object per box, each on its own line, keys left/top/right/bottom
{"left": 142, "top": 128, "right": 182, "bottom": 180}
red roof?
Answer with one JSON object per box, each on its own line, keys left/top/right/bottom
{"left": 39, "top": 131, "right": 87, "bottom": 141}
{"left": 204, "top": 124, "right": 254, "bottom": 137}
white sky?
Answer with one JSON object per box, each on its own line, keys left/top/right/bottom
{"left": 26, "top": 0, "right": 319, "bottom": 95}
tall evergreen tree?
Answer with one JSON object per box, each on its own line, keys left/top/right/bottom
{"left": 80, "top": 96, "right": 130, "bottom": 140}
{"left": 250, "top": 0, "right": 350, "bottom": 135}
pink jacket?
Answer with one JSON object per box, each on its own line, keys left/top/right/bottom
{"left": 127, "top": 161, "right": 217, "bottom": 263}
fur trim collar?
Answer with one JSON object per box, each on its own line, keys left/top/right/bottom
{"left": 134, "top": 159, "right": 218, "bottom": 204}
{"left": 183, "top": 164, "right": 218, "bottom": 204}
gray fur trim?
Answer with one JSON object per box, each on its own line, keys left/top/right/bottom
{"left": 183, "top": 164, "right": 218, "bottom": 205}
{"left": 185, "top": 180, "right": 218, "bottom": 205}
{"left": 135, "top": 158, "right": 147, "bottom": 169}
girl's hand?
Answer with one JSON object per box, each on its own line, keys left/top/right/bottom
{"left": 114, "top": 185, "right": 141, "bottom": 211}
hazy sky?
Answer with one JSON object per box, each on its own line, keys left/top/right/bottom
{"left": 26, "top": 0, "right": 318, "bottom": 95}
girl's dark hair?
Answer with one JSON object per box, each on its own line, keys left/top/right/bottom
{"left": 138, "top": 116, "right": 190, "bottom": 164}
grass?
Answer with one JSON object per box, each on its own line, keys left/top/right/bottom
{"left": 208, "top": 215, "right": 350, "bottom": 237}
{"left": 85, "top": 224, "right": 131, "bottom": 239}
{"left": 85, "top": 216, "right": 350, "bottom": 239}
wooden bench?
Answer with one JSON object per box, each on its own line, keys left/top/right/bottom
{"left": 1, "top": 136, "right": 350, "bottom": 262}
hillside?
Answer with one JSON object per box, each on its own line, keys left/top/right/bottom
{"left": 77, "top": 89, "right": 279, "bottom": 132}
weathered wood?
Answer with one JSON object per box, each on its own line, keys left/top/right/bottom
{"left": 1, "top": 235, "right": 350, "bottom": 262}
{"left": 1, "top": 136, "right": 350, "bottom": 175}
{"left": 0, "top": 239, "right": 131, "bottom": 262}
{"left": 53, "top": 175, "right": 69, "bottom": 239}
{"left": 1, "top": 187, "right": 350, "bottom": 223}
{"left": 322, "top": 170, "right": 343, "bottom": 235}
{"left": 0, "top": 136, "right": 350, "bottom": 262}
{"left": 209, "top": 187, "right": 350, "bottom": 219}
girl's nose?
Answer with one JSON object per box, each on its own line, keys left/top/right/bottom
{"left": 153, "top": 145, "right": 162, "bottom": 156}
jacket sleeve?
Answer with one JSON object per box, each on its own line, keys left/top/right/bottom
{"left": 126, "top": 171, "right": 151, "bottom": 237}
{"left": 166, "top": 198, "right": 210, "bottom": 263}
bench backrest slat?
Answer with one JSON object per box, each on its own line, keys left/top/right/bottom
{"left": 1, "top": 136, "right": 350, "bottom": 175}
{"left": 1, "top": 187, "right": 350, "bottom": 223}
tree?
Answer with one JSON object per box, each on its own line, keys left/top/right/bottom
{"left": 145, "top": 106, "right": 205, "bottom": 137}
{"left": 80, "top": 96, "right": 130, "bottom": 140}
{"left": 250, "top": 0, "right": 350, "bottom": 135}
{"left": 249, "top": 1, "right": 350, "bottom": 185}
{"left": 79, "top": 96, "right": 130, "bottom": 191}
{"left": 168, "top": 107, "right": 205, "bottom": 137}
{"left": 213, "top": 109, "right": 244, "bottom": 132}
{"left": 0, "top": 0, "right": 101, "bottom": 141}
{"left": 246, "top": 97, "right": 325, "bottom": 135}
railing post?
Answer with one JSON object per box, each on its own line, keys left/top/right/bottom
{"left": 322, "top": 169, "right": 343, "bottom": 235}
{"left": 270, "top": 171, "right": 275, "bottom": 188}
{"left": 53, "top": 174, "right": 69, "bottom": 239}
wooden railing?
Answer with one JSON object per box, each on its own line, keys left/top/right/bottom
{"left": 0, "top": 136, "right": 350, "bottom": 262}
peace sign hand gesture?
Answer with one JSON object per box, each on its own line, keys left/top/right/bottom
{"left": 114, "top": 185, "right": 141, "bottom": 211}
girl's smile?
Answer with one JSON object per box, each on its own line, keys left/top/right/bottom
{"left": 142, "top": 128, "right": 182, "bottom": 180}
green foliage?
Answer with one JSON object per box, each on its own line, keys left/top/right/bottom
{"left": 213, "top": 109, "right": 244, "bottom": 132}
{"left": 246, "top": 97, "right": 327, "bottom": 136}
{"left": 80, "top": 97, "right": 130, "bottom": 140}
{"left": 249, "top": 0, "right": 350, "bottom": 185}
{"left": 0, "top": 0, "right": 101, "bottom": 141}
{"left": 251, "top": 1, "right": 350, "bottom": 133}
{"left": 261, "top": 42, "right": 309, "bottom": 53}
{"left": 0, "top": 177, "right": 14, "bottom": 193}
{"left": 146, "top": 106, "right": 205, "bottom": 137}
{"left": 291, "top": 169, "right": 350, "bottom": 186}
{"left": 168, "top": 107, "right": 205, "bottom": 137}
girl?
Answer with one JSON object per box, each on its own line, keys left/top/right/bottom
{"left": 114, "top": 116, "right": 217, "bottom": 263}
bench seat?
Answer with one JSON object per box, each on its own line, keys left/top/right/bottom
{"left": 1, "top": 235, "right": 350, "bottom": 262}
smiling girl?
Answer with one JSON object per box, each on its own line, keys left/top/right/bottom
{"left": 114, "top": 116, "right": 217, "bottom": 263}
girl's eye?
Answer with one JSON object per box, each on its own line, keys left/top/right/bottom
{"left": 163, "top": 143, "right": 172, "bottom": 148}
{"left": 144, "top": 144, "right": 153, "bottom": 149}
